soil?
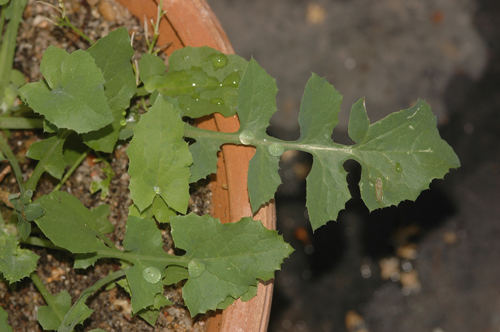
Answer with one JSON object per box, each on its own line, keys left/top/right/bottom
{"left": 1, "top": 0, "right": 212, "bottom": 331}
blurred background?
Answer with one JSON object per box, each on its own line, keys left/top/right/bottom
{"left": 207, "top": 1, "right": 500, "bottom": 331}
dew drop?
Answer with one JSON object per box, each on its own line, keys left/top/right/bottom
{"left": 191, "top": 92, "right": 200, "bottom": 100}
{"left": 268, "top": 142, "right": 284, "bottom": 156}
{"left": 154, "top": 186, "right": 162, "bottom": 195}
{"left": 239, "top": 130, "right": 255, "bottom": 145}
{"left": 395, "top": 163, "right": 403, "bottom": 173}
{"left": 188, "top": 259, "right": 207, "bottom": 279}
{"left": 121, "top": 111, "right": 127, "bottom": 116}
{"left": 210, "top": 98, "right": 225, "bottom": 106}
{"left": 222, "top": 72, "right": 240, "bottom": 87}
{"left": 120, "top": 119, "right": 126, "bottom": 126}
{"left": 210, "top": 53, "right": 228, "bottom": 69}
{"left": 182, "top": 55, "right": 189, "bottom": 60}
{"left": 142, "top": 266, "right": 161, "bottom": 283}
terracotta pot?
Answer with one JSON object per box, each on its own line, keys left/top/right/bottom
{"left": 115, "top": 1, "right": 276, "bottom": 331}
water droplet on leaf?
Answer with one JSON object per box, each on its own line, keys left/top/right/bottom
{"left": 142, "top": 266, "right": 161, "bottom": 283}
{"left": 188, "top": 259, "right": 207, "bottom": 278}
{"left": 182, "top": 55, "right": 189, "bottom": 60}
{"left": 154, "top": 186, "right": 162, "bottom": 194}
{"left": 239, "top": 130, "right": 255, "bottom": 145}
{"left": 268, "top": 142, "right": 285, "bottom": 156}
{"left": 120, "top": 119, "right": 126, "bottom": 126}
{"left": 210, "top": 98, "right": 225, "bottom": 106}
{"left": 222, "top": 72, "right": 240, "bottom": 87}
{"left": 121, "top": 111, "right": 126, "bottom": 116}
{"left": 395, "top": 163, "right": 403, "bottom": 173}
{"left": 210, "top": 53, "right": 228, "bottom": 69}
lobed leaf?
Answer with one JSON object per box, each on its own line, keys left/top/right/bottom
{"left": 34, "top": 192, "right": 109, "bottom": 253}
{"left": 183, "top": 58, "right": 460, "bottom": 231}
{"left": 0, "top": 229, "right": 39, "bottom": 283}
{"left": 170, "top": 213, "right": 293, "bottom": 315}
{"left": 83, "top": 28, "right": 137, "bottom": 152}
{"left": 18, "top": 47, "right": 113, "bottom": 134}
{"left": 127, "top": 96, "right": 192, "bottom": 213}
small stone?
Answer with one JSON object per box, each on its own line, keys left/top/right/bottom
{"left": 98, "top": 0, "right": 116, "bottom": 22}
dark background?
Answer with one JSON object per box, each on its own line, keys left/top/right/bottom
{"left": 206, "top": 1, "right": 500, "bottom": 331}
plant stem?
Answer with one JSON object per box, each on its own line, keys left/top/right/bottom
{"left": 0, "top": 131, "right": 25, "bottom": 194}
{"left": 30, "top": 271, "right": 66, "bottom": 323}
{"left": 58, "top": 17, "right": 94, "bottom": 45}
{"left": 53, "top": 149, "right": 89, "bottom": 191}
{"left": 0, "top": 0, "right": 27, "bottom": 98}
{"left": 22, "top": 236, "right": 64, "bottom": 250}
{"left": 96, "top": 247, "right": 190, "bottom": 267}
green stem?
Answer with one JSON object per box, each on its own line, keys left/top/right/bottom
{"left": 59, "top": 270, "right": 125, "bottom": 332}
{"left": 59, "top": 17, "right": 94, "bottom": 45}
{"left": 0, "top": 0, "right": 27, "bottom": 95}
{"left": 0, "top": 116, "right": 44, "bottom": 129}
{"left": 30, "top": 271, "right": 66, "bottom": 323}
{"left": 53, "top": 149, "right": 89, "bottom": 191}
{"left": 0, "top": 131, "right": 25, "bottom": 194}
{"left": 21, "top": 236, "right": 64, "bottom": 250}
{"left": 0, "top": 5, "right": 6, "bottom": 40}
{"left": 184, "top": 123, "right": 348, "bottom": 153}
{"left": 96, "top": 247, "right": 190, "bottom": 267}
{"left": 24, "top": 129, "right": 71, "bottom": 192}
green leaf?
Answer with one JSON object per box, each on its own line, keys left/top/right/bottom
{"left": 0, "top": 229, "right": 39, "bottom": 283}
{"left": 162, "top": 265, "right": 188, "bottom": 285}
{"left": 89, "top": 204, "right": 114, "bottom": 234}
{"left": 236, "top": 58, "right": 278, "bottom": 133}
{"left": 129, "top": 196, "right": 177, "bottom": 224}
{"left": 122, "top": 216, "right": 168, "bottom": 313}
{"left": 83, "top": 28, "right": 137, "bottom": 152}
{"left": 127, "top": 96, "right": 192, "bottom": 213}
{"left": 137, "top": 294, "right": 173, "bottom": 326}
{"left": 34, "top": 192, "right": 109, "bottom": 253}
{"left": 18, "top": 47, "right": 113, "bottom": 134}
{"left": 25, "top": 131, "right": 69, "bottom": 180}
{"left": 353, "top": 99, "right": 461, "bottom": 212}
{"left": 170, "top": 213, "right": 293, "bottom": 315}
{"left": 145, "top": 46, "right": 248, "bottom": 118}
{"left": 0, "top": 307, "right": 13, "bottom": 332}
{"left": 37, "top": 290, "right": 92, "bottom": 331}
{"left": 139, "top": 53, "right": 167, "bottom": 84}
{"left": 184, "top": 66, "right": 459, "bottom": 231}
{"left": 9, "top": 190, "right": 44, "bottom": 240}
{"left": 188, "top": 136, "right": 225, "bottom": 182}
{"left": 217, "top": 285, "right": 257, "bottom": 310}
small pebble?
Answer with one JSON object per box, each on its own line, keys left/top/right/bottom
{"left": 99, "top": 0, "right": 116, "bottom": 22}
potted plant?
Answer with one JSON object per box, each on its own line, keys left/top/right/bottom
{"left": 0, "top": 1, "right": 460, "bottom": 331}
{"left": 114, "top": 1, "right": 277, "bottom": 331}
